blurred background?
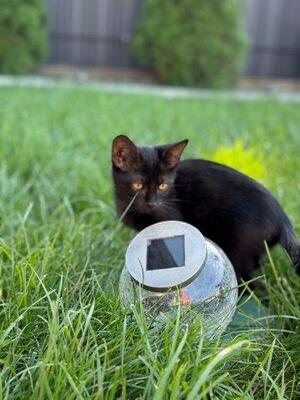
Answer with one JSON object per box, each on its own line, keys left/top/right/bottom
{"left": 0, "top": 0, "right": 299, "bottom": 90}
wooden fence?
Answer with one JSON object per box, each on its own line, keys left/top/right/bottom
{"left": 48, "top": 0, "right": 300, "bottom": 78}
{"left": 244, "top": 0, "right": 300, "bottom": 77}
{"left": 48, "top": 0, "right": 145, "bottom": 68}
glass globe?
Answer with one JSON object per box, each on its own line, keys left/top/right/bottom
{"left": 120, "top": 234, "right": 238, "bottom": 338}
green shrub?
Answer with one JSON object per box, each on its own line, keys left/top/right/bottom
{"left": 133, "top": 0, "right": 247, "bottom": 87}
{"left": 0, "top": 0, "right": 47, "bottom": 74}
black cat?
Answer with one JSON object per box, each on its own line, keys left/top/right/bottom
{"left": 112, "top": 135, "right": 300, "bottom": 282}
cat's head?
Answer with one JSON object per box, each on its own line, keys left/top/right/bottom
{"left": 112, "top": 135, "right": 188, "bottom": 214}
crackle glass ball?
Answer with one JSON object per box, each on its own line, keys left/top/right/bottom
{"left": 119, "top": 221, "right": 238, "bottom": 338}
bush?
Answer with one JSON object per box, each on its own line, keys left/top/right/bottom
{"left": 133, "top": 0, "right": 247, "bottom": 87}
{"left": 0, "top": 0, "right": 47, "bottom": 74}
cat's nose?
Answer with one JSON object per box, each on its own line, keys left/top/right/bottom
{"left": 148, "top": 201, "right": 158, "bottom": 209}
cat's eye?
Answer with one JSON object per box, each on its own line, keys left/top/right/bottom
{"left": 158, "top": 183, "right": 169, "bottom": 191}
{"left": 131, "top": 182, "right": 143, "bottom": 191}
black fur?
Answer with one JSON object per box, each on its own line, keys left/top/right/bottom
{"left": 112, "top": 135, "right": 300, "bottom": 281}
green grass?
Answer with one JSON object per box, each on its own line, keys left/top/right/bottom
{"left": 0, "top": 85, "right": 299, "bottom": 399}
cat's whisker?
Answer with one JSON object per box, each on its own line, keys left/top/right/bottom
{"left": 162, "top": 202, "right": 179, "bottom": 209}
{"left": 160, "top": 204, "right": 175, "bottom": 211}
{"left": 165, "top": 198, "right": 197, "bottom": 205}
{"left": 159, "top": 203, "right": 181, "bottom": 217}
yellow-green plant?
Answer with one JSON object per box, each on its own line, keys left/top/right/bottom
{"left": 211, "top": 140, "right": 266, "bottom": 181}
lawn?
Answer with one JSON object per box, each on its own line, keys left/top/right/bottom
{"left": 0, "top": 85, "right": 299, "bottom": 399}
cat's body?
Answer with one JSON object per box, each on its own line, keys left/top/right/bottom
{"left": 112, "top": 135, "right": 300, "bottom": 281}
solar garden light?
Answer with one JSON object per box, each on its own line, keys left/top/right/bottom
{"left": 119, "top": 221, "right": 238, "bottom": 337}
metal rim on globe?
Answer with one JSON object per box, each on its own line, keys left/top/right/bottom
{"left": 125, "top": 221, "right": 207, "bottom": 291}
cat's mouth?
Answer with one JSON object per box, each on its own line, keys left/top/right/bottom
{"left": 146, "top": 204, "right": 159, "bottom": 212}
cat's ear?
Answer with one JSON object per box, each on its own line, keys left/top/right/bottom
{"left": 112, "top": 135, "right": 140, "bottom": 171}
{"left": 162, "top": 139, "right": 188, "bottom": 168}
